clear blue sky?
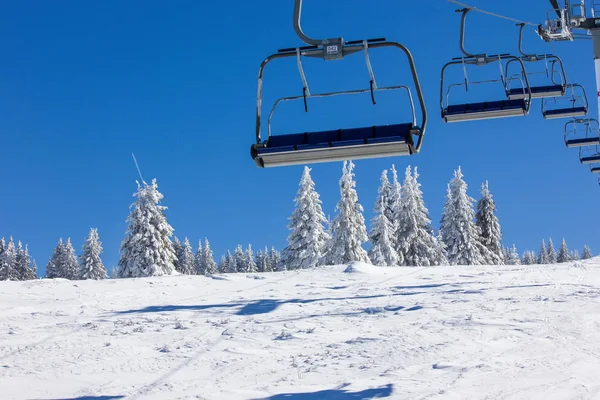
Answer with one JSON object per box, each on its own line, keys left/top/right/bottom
{"left": 1, "top": 0, "right": 598, "bottom": 275}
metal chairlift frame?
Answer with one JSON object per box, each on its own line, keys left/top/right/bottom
{"left": 251, "top": 0, "right": 427, "bottom": 168}
{"left": 440, "top": 8, "right": 532, "bottom": 123}
{"left": 564, "top": 117, "right": 600, "bottom": 148}
{"left": 504, "top": 23, "right": 567, "bottom": 100}
{"left": 541, "top": 83, "right": 589, "bottom": 119}
{"left": 578, "top": 143, "right": 600, "bottom": 164}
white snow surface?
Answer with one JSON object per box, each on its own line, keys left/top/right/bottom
{"left": 2, "top": 259, "right": 600, "bottom": 399}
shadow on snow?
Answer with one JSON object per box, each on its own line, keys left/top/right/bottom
{"left": 253, "top": 384, "right": 393, "bottom": 399}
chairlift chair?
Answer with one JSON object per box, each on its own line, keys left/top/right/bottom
{"left": 564, "top": 118, "right": 600, "bottom": 148}
{"left": 251, "top": 0, "right": 427, "bottom": 168}
{"left": 542, "top": 83, "right": 589, "bottom": 119}
{"left": 504, "top": 23, "right": 567, "bottom": 101}
{"left": 441, "top": 8, "right": 532, "bottom": 123}
{"left": 578, "top": 144, "right": 600, "bottom": 164}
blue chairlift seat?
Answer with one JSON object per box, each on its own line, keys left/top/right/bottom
{"left": 591, "top": 167, "right": 600, "bottom": 173}
{"left": 565, "top": 137, "right": 600, "bottom": 148}
{"left": 252, "top": 123, "right": 416, "bottom": 168}
{"left": 580, "top": 155, "right": 600, "bottom": 164}
{"left": 543, "top": 106, "right": 588, "bottom": 120}
{"left": 442, "top": 99, "right": 528, "bottom": 123}
{"left": 507, "top": 84, "right": 564, "bottom": 100}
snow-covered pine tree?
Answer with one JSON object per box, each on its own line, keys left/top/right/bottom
{"left": 0, "top": 237, "right": 18, "bottom": 281}
{"left": 244, "top": 245, "right": 257, "bottom": 273}
{"left": 281, "top": 166, "right": 329, "bottom": 270}
{"left": 475, "top": 181, "right": 504, "bottom": 265}
{"left": 368, "top": 199, "right": 400, "bottom": 267}
{"left": 79, "top": 228, "right": 107, "bottom": 280}
{"left": 557, "top": 239, "right": 570, "bottom": 263}
{"left": 218, "top": 254, "right": 228, "bottom": 273}
{"left": 388, "top": 165, "right": 402, "bottom": 241}
{"left": 61, "top": 238, "right": 79, "bottom": 280}
{"left": 172, "top": 236, "right": 184, "bottom": 273}
{"left": 234, "top": 245, "right": 245, "bottom": 273}
{"left": 226, "top": 250, "right": 237, "bottom": 273}
{"left": 178, "top": 238, "right": 195, "bottom": 275}
{"left": 507, "top": 245, "right": 520, "bottom": 265}
{"left": 521, "top": 251, "right": 536, "bottom": 265}
{"left": 547, "top": 238, "right": 557, "bottom": 264}
{"left": 255, "top": 249, "right": 267, "bottom": 272}
{"left": 201, "top": 238, "right": 218, "bottom": 275}
{"left": 325, "top": 161, "right": 369, "bottom": 265}
{"left": 270, "top": 247, "right": 282, "bottom": 271}
{"left": 538, "top": 240, "right": 549, "bottom": 264}
{"left": 30, "top": 259, "right": 38, "bottom": 278}
{"left": 395, "top": 166, "right": 447, "bottom": 266}
{"left": 195, "top": 240, "right": 205, "bottom": 275}
{"left": 570, "top": 250, "right": 580, "bottom": 261}
{"left": 582, "top": 245, "right": 593, "bottom": 259}
{"left": 45, "top": 238, "right": 64, "bottom": 279}
{"left": 263, "top": 247, "right": 274, "bottom": 272}
{"left": 118, "top": 179, "right": 176, "bottom": 278}
{"left": 439, "top": 167, "right": 485, "bottom": 265}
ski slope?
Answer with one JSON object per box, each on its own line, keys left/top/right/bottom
{"left": 2, "top": 259, "right": 600, "bottom": 400}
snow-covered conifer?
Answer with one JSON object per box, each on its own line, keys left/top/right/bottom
{"left": 244, "top": 245, "right": 257, "bottom": 273}
{"left": 521, "top": 250, "right": 536, "bottom": 265}
{"left": 79, "top": 228, "right": 107, "bottom": 280}
{"left": 234, "top": 245, "right": 245, "bottom": 273}
{"left": 368, "top": 200, "right": 400, "bottom": 267}
{"left": 218, "top": 254, "right": 228, "bottom": 273}
{"left": 61, "top": 238, "right": 79, "bottom": 280}
{"left": 281, "top": 166, "right": 329, "bottom": 270}
{"left": 583, "top": 245, "right": 593, "bottom": 260}
{"left": 475, "top": 181, "right": 504, "bottom": 265}
{"left": 538, "top": 240, "right": 549, "bottom": 264}
{"left": 256, "top": 249, "right": 267, "bottom": 272}
{"left": 557, "top": 239, "right": 570, "bottom": 263}
{"left": 570, "top": 250, "right": 580, "bottom": 261}
{"left": 118, "top": 179, "right": 176, "bottom": 278}
{"left": 172, "top": 237, "right": 183, "bottom": 273}
{"left": 177, "top": 238, "right": 195, "bottom": 275}
{"left": 226, "top": 250, "right": 237, "bottom": 273}
{"left": 547, "top": 238, "right": 557, "bottom": 264}
{"left": 440, "top": 167, "right": 485, "bottom": 265}
{"left": 395, "top": 166, "right": 446, "bottom": 266}
{"left": 46, "top": 239, "right": 64, "bottom": 279}
{"left": 201, "top": 238, "right": 218, "bottom": 275}
{"left": 0, "top": 237, "right": 18, "bottom": 281}
{"left": 268, "top": 247, "right": 281, "bottom": 271}
{"left": 507, "top": 245, "right": 520, "bottom": 265}
{"left": 195, "top": 240, "right": 205, "bottom": 275}
{"left": 263, "top": 247, "right": 274, "bottom": 272}
{"left": 325, "top": 161, "right": 369, "bottom": 264}
{"left": 388, "top": 165, "right": 402, "bottom": 238}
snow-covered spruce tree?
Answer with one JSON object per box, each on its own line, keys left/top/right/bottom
{"left": 79, "top": 228, "right": 107, "bottom": 280}
{"left": 30, "top": 259, "right": 38, "bottom": 278}
{"left": 263, "top": 247, "right": 274, "bottom": 272}
{"left": 368, "top": 199, "right": 400, "bottom": 267}
{"left": 325, "top": 161, "right": 369, "bottom": 264}
{"left": 547, "top": 238, "right": 557, "bottom": 264}
{"left": 201, "top": 238, "right": 218, "bottom": 275}
{"left": 226, "top": 250, "right": 237, "bottom": 273}
{"left": 521, "top": 251, "right": 536, "bottom": 265}
{"left": 388, "top": 165, "right": 402, "bottom": 239}
{"left": 557, "top": 239, "right": 570, "bottom": 263}
{"left": 439, "top": 167, "right": 485, "bottom": 265}
{"left": 118, "top": 179, "right": 176, "bottom": 278}
{"left": 281, "top": 166, "right": 329, "bottom": 270}
{"left": 0, "top": 237, "right": 18, "bottom": 281}
{"left": 218, "top": 254, "right": 228, "bottom": 273}
{"left": 538, "top": 240, "right": 549, "bottom": 264}
{"left": 395, "top": 166, "right": 447, "bottom": 266}
{"left": 270, "top": 247, "right": 282, "bottom": 271}
{"left": 244, "top": 245, "right": 257, "bottom": 273}
{"left": 194, "top": 240, "right": 205, "bottom": 275}
{"left": 256, "top": 249, "right": 267, "bottom": 272}
{"left": 61, "top": 238, "right": 79, "bottom": 280}
{"left": 507, "top": 245, "right": 520, "bottom": 265}
{"left": 172, "top": 237, "right": 183, "bottom": 273}
{"left": 46, "top": 238, "right": 64, "bottom": 279}
{"left": 475, "top": 181, "right": 504, "bottom": 265}
{"left": 234, "top": 245, "right": 246, "bottom": 273}
{"left": 570, "top": 250, "right": 580, "bottom": 261}
{"left": 177, "top": 238, "right": 195, "bottom": 275}
{"left": 582, "top": 245, "right": 593, "bottom": 259}
{"left": 368, "top": 170, "right": 400, "bottom": 267}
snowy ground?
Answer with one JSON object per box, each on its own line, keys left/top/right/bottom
{"left": 2, "top": 260, "right": 600, "bottom": 400}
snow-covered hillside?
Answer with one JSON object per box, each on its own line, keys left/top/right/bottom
{"left": 2, "top": 260, "right": 600, "bottom": 399}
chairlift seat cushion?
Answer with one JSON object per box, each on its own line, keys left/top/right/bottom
{"left": 445, "top": 99, "right": 526, "bottom": 116}
{"left": 259, "top": 123, "right": 415, "bottom": 154}
{"left": 543, "top": 107, "right": 588, "bottom": 118}
{"left": 565, "top": 137, "right": 600, "bottom": 147}
{"left": 507, "top": 84, "right": 564, "bottom": 97}
{"left": 580, "top": 155, "right": 600, "bottom": 164}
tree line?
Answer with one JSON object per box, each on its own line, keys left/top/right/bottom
{"left": 0, "top": 162, "right": 594, "bottom": 281}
